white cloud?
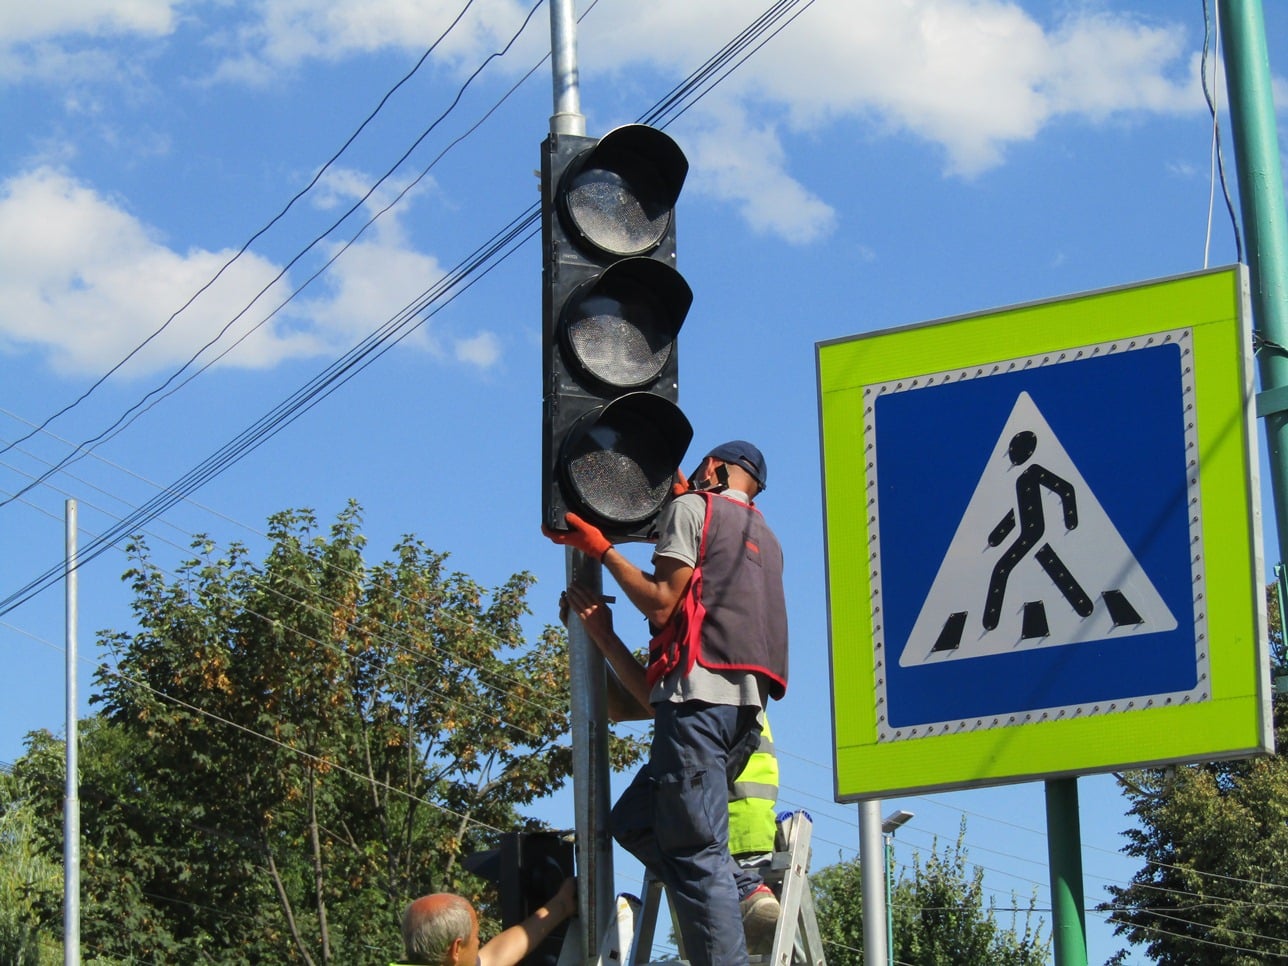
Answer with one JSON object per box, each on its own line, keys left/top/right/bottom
{"left": 678, "top": 99, "right": 836, "bottom": 245}
{"left": 213, "top": 0, "right": 542, "bottom": 81}
{"left": 1043, "top": 13, "right": 1195, "bottom": 117}
{"left": 454, "top": 331, "right": 501, "bottom": 368}
{"left": 578, "top": 1, "right": 1200, "bottom": 181}
{"left": 1167, "top": 160, "right": 1201, "bottom": 179}
{"left": 0, "top": 167, "right": 313, "bottom": 376}
{"left": 0, "top": 166, "right": 496, "bottom": 378}
{"left": 195, "top": 0, "right": 1198, "bottom": 237}
{"left": 1, "top": 2, "right": 1233, "bottom": 280}
{"left": 0, "top": 0, "right": 176, "bottom": 45}
{"left": 0, "top": 0, "right": 178, "bottom": 83}
{"left": 290, "top": 167, "right": 451, "bottom": 355}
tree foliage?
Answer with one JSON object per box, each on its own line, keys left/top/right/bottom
{"left": 0, "top": 504, "right": 643, "bottom": 964}
{"left": 813, "top": 822, "right": 1049, "bottom": 966}
{"left": 1100, "top": 585, "right": 1288, "bottom": 965}
{"left": 0, "top": 799, "right": 61, "bottom": 965}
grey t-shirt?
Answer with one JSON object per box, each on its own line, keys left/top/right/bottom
{"left": 650, "top": 490, "right": 767, "bottom": 709}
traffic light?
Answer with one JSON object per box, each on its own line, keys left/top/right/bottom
{"left": 463, "top": 830, "right": 575, "bottom": 965}
{"left": 542, "top": 124, "right": 694, "bottom": 541}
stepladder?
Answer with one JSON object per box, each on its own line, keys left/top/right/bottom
{"left": 620, "top": 810, "right": 827, "bottom": 966}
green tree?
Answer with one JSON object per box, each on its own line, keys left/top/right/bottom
{"left": 813, "top": 822, "right": 1048, "bottom": 966}
{"left": 0, "top": 504, "right": 643, "bottom": 964}
{"left": 1099, "top": 585, "right": 1288, "bottom": 965}
{"left": 0, "top": 799, "right": 61, "bottom": 965}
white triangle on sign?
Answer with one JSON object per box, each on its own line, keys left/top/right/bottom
{"left": 897, "top": 391, "right": 1176, "bottom": 667}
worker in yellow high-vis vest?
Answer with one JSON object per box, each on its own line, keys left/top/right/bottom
{"left": 728, "top": 717, "right": 779, "bottom": 865}
{"left": 561, "top": 584, "right": 782, "bottom": 954}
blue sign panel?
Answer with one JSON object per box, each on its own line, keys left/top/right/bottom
{"left": 872, "top": 334, "right": 1203, "bottom": 737}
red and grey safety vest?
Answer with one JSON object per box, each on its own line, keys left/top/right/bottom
{"left": 647, "top": 491, "right": 788, "bottom": 697}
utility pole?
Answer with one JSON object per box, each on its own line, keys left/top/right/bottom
{"left": 547, "top": 3, "right": 614, "bottom": 958}
{"left": 1220, "top": 1, "right": 1288, "bottom": 558}
{"left": 1039, "top": 8, "right": 1287, "bottom": 965}
{"left": 858, "top": 801, "right": 887, "bottom": 966}
{"left": 64, "top": 499, "right": 80, "bottom": 966}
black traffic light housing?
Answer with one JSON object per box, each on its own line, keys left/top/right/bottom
{"left": 542, "top": 125, "right": 694, "bottom": 541}
{"left": 463, "top": 830, "right": 575, "bottom": 966}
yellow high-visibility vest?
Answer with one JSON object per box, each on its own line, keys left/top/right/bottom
{"left": 728, "top": 717, "right": 779, "bottom": 857}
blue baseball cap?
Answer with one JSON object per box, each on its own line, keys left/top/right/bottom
{"left": 704, "top": 440, "right": 767, "bottom": 491}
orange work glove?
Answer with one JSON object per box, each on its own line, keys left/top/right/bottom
{"left": 671, "top": 468, "right": 691, "bottom": 498}
{"left": 542, "top": 512, "right": 613, "bottom": 560}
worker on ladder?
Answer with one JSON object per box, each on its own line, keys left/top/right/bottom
{"left": 561, "top": 581, "right": 783, "bottom": 956}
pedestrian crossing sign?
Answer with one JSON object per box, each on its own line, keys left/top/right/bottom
{"left": 817, "top": 266, "right": 1270, "bottom": 799}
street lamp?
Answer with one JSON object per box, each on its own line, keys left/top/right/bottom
{"left": 881, "top": 810, "right": 915, "bottom": 966}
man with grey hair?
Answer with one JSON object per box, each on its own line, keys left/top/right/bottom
{"left": 393, "top": 878, "right": 576, "bottom": 966}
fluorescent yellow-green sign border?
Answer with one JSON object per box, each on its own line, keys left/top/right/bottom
{"left": 817, "top": 266, "right": 1270, "bottom": 800}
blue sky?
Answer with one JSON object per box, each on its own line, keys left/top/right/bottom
{"left": 2, "top": 1, "right": 1286, "bottom": 962}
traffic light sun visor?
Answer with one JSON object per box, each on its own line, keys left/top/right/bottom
{"left": 558, "top": 125, "right": 689, "bottom": 258}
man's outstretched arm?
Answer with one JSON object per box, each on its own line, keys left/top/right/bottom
{"left": 479, "top": 878, "right": 577, "bottom": 966}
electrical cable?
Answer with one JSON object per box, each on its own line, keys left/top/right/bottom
{"left": 8, "top": 455, "right": 1259, "bottom": 943}
{"left": 0, "top": 0, "right": 549, "bottom": 512}
{"left": 1, "top": 617, "right": 526, "bottom": 840}
{"left": 7, "top": 427, "right": 1267, "bottom": 932}
{"left": 17, "top": 1, "right": 1257, "bottom": 953}
{"left": 0, "top": 0, "right": 819, "bottom": 611}
{"left": 1, "top": 0, "right": 793, "bottom": 517}
{"left": 0, "top": 0, "right": 487, "bottom": 463}
{"left": 11, "top": 2, "right": 1255, "bottom": 954}
{"left": 0, "top": 447, "right": 582, "bottom": 741}
{"left": 644, "top": 0, "right": 819, "bottom": 131}
{"left": 1201, "top": 0, "right": 1244, "bottom": 265}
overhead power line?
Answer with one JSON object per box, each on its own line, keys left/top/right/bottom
{"left": 0, "top": 0, "right": 818, "bottom": 614}
{"left": 0, "top": 0, "right": 488, "bottom": 466}
{"left": 0, "top": 0, "right": 549, "bottom": 513}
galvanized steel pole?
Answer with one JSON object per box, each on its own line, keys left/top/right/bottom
{"left": 550, "top": 6, "right": 609, "bottom": 956}
{"left": 858, "top": 802, "right": 887, "bottom": 966}
{"left": 565, "top": 548, "right": 615, "bottom": 959}
{"left": 549, "top": 0, "right": 585, "bottom": 137}
{"left": 64, "top": 500, "right": 80, "bottom": 966}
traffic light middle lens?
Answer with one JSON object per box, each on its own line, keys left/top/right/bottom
{"left": 565, "top": 290, "right": 671, "bottom": 388}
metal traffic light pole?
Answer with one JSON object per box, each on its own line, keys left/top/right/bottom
{"left": 548, "top": 2, "right": 615, "bottom": 959}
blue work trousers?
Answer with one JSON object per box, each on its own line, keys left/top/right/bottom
{"left": 612, "top": 701, "right": 763, "bottom": 966}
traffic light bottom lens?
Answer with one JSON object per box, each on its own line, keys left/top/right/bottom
{"left": 566, "top": 437, "right": 672, "bottom": 526}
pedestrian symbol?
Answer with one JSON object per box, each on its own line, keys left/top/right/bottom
{"left": 898, "top": 391, "right": 1177, "bottom": 667}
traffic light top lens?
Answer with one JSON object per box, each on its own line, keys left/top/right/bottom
{"left": 557, "top": 124, "right": 688, "bottom": 259}
{"left": 564, "top": 160, "right": 670, "bottom": 256}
